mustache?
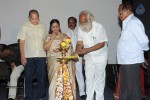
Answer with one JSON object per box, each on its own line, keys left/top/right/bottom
{"left": 69, "top": 24, "right": 74, "bottom": 27}
{"left": 80, "top": 23, "right": 92, "bottom": 32}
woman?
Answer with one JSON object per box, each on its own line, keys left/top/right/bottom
{"left": 44, "top": 19, "right": 76, "bottom": 100}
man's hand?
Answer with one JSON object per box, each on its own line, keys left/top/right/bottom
{"left": 78, "top": 48, "right": 90, "bottom": 55}
{"left": 19, "top": 39, "right": 26, "bottom": 66}
{"left": 142, "top": 59, "right": 148, "bottom": 69}
{"left": 72, "top": 51, "right": 79, "bottom": 57}
{"left": 21, "top": 56, "right": 27, "bottom": 66}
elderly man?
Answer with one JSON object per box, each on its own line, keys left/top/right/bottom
{"left": 117, "top": 3, "right": 149, "bottom": 100}
{"left": 76, "top": 10, "right": 108, "bottom": 100}
{"left": 66, "top": 17, "right": 86, "bottom": 99}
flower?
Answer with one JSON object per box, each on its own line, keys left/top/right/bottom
{"left": 65, "top": 38, "right": 71, "bottom": 43}
{"left": 61, "top": 41, "right": 66, "bottom": 47}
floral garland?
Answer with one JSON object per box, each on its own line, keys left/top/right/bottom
{"left": 55, "top": 64, "right": 74, "bottom": 100}
{"left": 55, "top": 66, "right": 63, "bottom": 100}
{"left": 55, "top": 37, "right": 74, "bottom": 100}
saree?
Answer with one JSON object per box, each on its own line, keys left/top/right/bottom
{"left": 45, "top": 33, "right": 76, "bottom": 100}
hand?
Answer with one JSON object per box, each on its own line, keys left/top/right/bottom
{"left": 78, "top": 48, "right": 89, "bottom": 55}
{"left": 72, "top": 52, "right": 79, "bottom": 57}
{"left": 21, "top": 56, "right": 27, "bottom": 66}
{"left": 51, "top": 33, "right": 57, "bottom": 40}
{"left": 142, "top": 59, "right": 148, "bottom": 69}
{"left": 53, "top": 48, "right": 60, "bottom": 53}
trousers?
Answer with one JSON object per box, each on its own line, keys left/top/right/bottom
{"left": 85, "top": 58, "right": 107, "bottom": 100}
{"left": 8, "top": 65, "right": 24, "bottom": 99}
{"left": 75, "top": 57, "right": 85, "bottom": 96}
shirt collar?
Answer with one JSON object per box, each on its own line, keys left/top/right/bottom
{"left": 122, "top": 14, "right": 134, "bottom": 30}
{"left": 26, "top": 21, "right": 41, "bottom": 27}
{"left": 123, "top": 14, "right": 134, "bottom": 24}
{"left": 68, "top": 28, "right": 77, "bottom": 34}
{"left": 68, "top": 27, "right": 77, "bottom": 32}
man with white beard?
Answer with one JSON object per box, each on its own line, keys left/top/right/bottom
{"left": 76, "top": 10, "right": 108, "bottom": 100}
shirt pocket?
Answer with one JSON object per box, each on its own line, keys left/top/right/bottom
{"left": 83, "top": 35, "right": 92, "bottom": 47}
{"left": 26, "top": 29, "right": 34, "bottom": 38}
{"left": 120, "top": 30, "right": 130, "bottom": 41}
{"left": 92, "top": 35, "right": 100, "bottom": 44}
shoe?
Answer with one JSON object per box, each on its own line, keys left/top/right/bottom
{"left": 8, "top": 98, "right": 14, "bottom": 100}
{"left": 80, "top": 95, "right": 87, "bottom": 99}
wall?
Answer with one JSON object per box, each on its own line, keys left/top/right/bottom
{"left": 0, "top": 0, "right": 122, "bottom": 64}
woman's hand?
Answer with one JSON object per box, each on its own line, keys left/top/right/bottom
{"left": 51, "top": 33, "right": 57, "bottom": 40}
{"left": 53, "top": 48, "right": 60, "bottom": 53}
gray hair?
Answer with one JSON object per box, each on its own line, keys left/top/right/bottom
{"left": 79, "top": 10, "right": 94, "bottom": 21}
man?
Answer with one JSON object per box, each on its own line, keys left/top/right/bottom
{"left": 76, "top": 10, "right": 108, "bottom": 100}
{"left": 66, "top": 17, "right": 86, "bottom": 99}
{"left": 0, "top": 43, "right": 24, "bottom": 100}
{"left": 117, "top": 3, "right": 149, "bottom": 100}
{"left": 17, "top": 10, "right": 47, "bottom": 100}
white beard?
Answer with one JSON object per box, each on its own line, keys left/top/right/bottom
{"left": 80, "top": 22, "right": 92, "bottom": 32}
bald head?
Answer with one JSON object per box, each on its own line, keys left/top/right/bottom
{"left": 79, "top": 13, "right": 88, "bottom": 25}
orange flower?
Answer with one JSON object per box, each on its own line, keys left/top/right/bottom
{"left": 65, "top": 38, "right": 71, "bottom": 43}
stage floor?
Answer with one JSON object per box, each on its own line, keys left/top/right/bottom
{"left": 0, "top": 83, "right": 113, "bottom": 100}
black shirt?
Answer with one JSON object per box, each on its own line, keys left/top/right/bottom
{"left": 2, "top": 43, "right": 21, "bottom": 66}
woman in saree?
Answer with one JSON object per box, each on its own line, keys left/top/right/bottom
{"left": 43, "top": 19, "right": 76, "bottom": 100}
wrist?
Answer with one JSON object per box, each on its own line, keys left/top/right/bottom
{"left": 87, "top": 48, "right": 91, "bottom": 53}
{"left": 75, "top": 50, "right": 79, "bottom": 54}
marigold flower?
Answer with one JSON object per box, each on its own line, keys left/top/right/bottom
{"left": 61, "top": 41, "right": 66, "bottom": 47}
{"left": 65, "top": 38, "right": 71, "bottom": 43}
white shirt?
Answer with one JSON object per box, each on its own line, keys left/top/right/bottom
{"left": 66, "top": 28, "right": 78, "bottom": 52}
{"left": 78, "top": 21, "right": 108, "bottom": 63}
{"left": 17, "top": 21, "right": 47, "bottom": 58}
{"left": 117, "top": 14, "right": 149, "bottom": 64}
